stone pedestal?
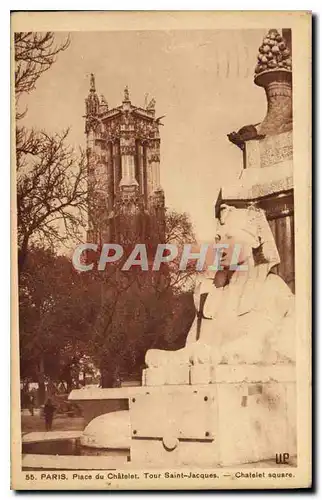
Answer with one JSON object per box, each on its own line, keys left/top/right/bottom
{"left": 225, "top": 30, "right": 294, "bottom": 292}
{"left": 69, "top": 363, "right": 296, "bottom": 467}
{"left": 245, "top": 131, "right": 293, "bottom": 169}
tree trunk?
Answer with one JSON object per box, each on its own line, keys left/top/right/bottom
{"left": 100, "top": 363, "right": 116, "bottom": 388}
{"left": 66, "top": 369, "right": 73, "bottom": 393}
{"left": 38, "top": 356, "right": 46, "bottom": 405}
{"left": 18, "top": 235, "right": 29, "bottom": 277}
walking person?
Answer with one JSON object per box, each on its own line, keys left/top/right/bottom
{"left": 43, "top": 398, "right": 55, "bottom": 431}
{"left": 28, "top": 393, "right": 35, "bottom": 416}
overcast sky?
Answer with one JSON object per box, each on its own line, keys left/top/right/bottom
{"left": 21, "top": 28, "right": 268, "bottom": 241}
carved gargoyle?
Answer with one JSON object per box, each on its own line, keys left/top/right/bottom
{"left": 227, "top": 124, "right": 265, "bottom": 150}
{"left": 155, "top": 115, "right": 166, "bottom": 126}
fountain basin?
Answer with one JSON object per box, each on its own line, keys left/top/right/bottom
{"left": 22, "top": 429, "right": 129, "bottom": 470}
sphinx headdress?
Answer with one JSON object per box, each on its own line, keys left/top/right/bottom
{"left": 216, "top": 204, "right": 280, "bottom": 314}
{"left": 216, "top": 203, "right": 280, "bottom": 272}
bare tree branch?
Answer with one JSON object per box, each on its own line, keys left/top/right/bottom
{"left": 14, "top": 32, "right": 70, "bottom": 98}
{"left": 17, "top": 128, "right": 88, "bottom": 272}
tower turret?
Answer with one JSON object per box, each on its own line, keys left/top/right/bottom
{"left": 85, "top": 73, "right": 100, "bottom": 117}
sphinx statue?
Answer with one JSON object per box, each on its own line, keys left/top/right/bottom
{"left": 73, "top": 203, "right": 296, "bottom": 466}
{"left": 144, "top": 204, "right": 295, "bottom": 383}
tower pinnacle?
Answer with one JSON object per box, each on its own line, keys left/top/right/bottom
{"left": 90, "top": 73, "right": 96, "bottom": 92}
{"left": 123, "top": 85, "right": 130, "bottom": 102}
{"left": 85, "top": 73, "right": 99, "bottom": 119}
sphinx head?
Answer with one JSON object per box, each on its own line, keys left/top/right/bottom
{"left": 215, "top": 204, "right": 280, "bottom": 271}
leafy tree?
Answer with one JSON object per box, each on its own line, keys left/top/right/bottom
{"left": 89, "top": 209, "right": 197, "bottom": 387}
{"left": 19, "top": 247, "right": 98, "bottom": 401}
{"left": 19, "top": 210, "right": 197, "bottom": 393}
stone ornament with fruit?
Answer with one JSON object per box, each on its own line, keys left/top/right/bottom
{"left": 255, "top": 29, "right": 292, "bottom": 75}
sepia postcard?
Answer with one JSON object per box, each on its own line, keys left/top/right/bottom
{"left": 11, "top": 11, "right": 312, "bottom": 490}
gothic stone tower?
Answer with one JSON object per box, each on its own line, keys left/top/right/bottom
{"left": 85, "top": 74, "right": 165, "bottom": 248}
